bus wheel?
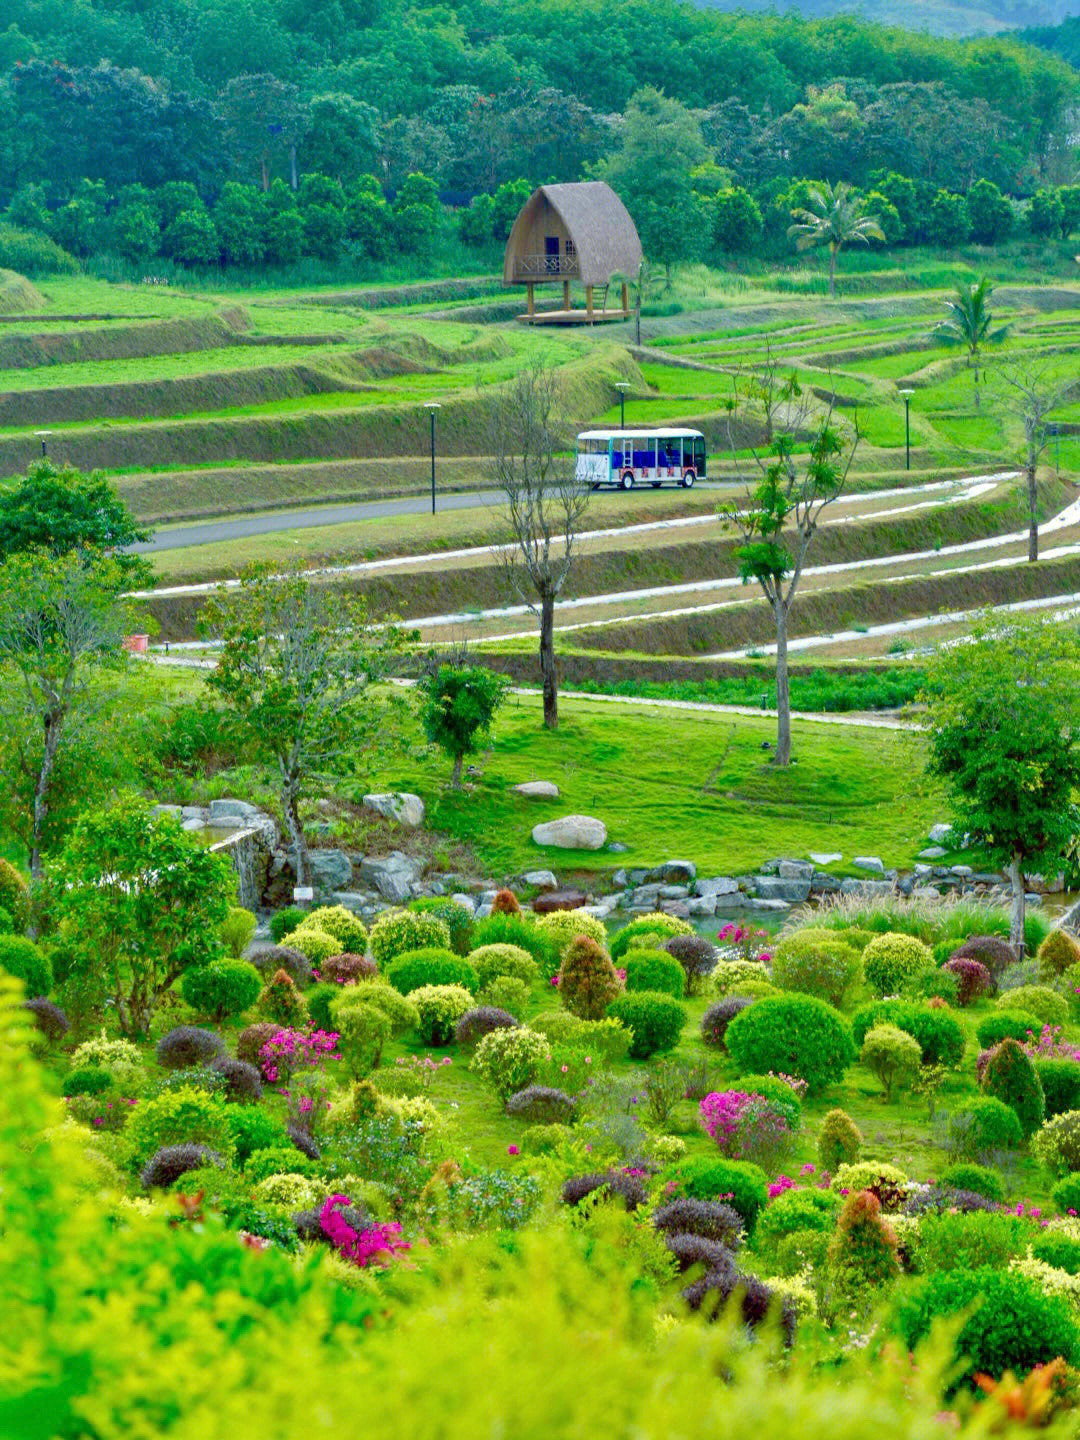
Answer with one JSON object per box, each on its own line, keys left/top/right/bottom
{"left": 651, "top": 480, "right": 661, "bottom": 488}
{"left": 681, "top": 470, "right": 695, "bottom": 488}
{"left": 620, "top": 470, "right": 634, "bottom": 490}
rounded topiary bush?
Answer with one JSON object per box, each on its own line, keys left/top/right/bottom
{"left": 624, "top": 949, "right": 685, "bottom": 999}
{"left": 939, "top": 1163, "right": 1005, "bottom": 1204}
{"left": 661, "top": 1155, "right": 769, "bottom": 1232}
{"left": 469, "top": 914, "right": 561, "bottom": 979}
{"left": 976, "top": 1011, "right": 1043, "bottom": 1049}
{"left": 861, "top": 1024, "right": 922, "bottom": 1103}
{"left": 561, "top": 1170, "right": 648, "bottom": 1211}
{"left": 281, "top": 927, "right": 340, "bottom": 966}
{"left": 710, "top": 960, "right": 774, "bottom": 997}
{"left": 895, "top": 1266, "right": 1080, "bottom": 1385}
{"left": 558, "top": 936, "right": 622, "bottom": 1021}
{"left": 492, "top": 888, "right": 522, "bottom": 916}
{"left": 755, "top": 1188, "right": 840, "bottom": 1259}
{"left": 605, "top": 990, "right": 685, "bottom": 1058}
{"left": 651, "top": 1197, "right": 743, "bottom": 1248}
{"left": 948, "top": 1096, "right": 1024, "bottom": 1159}
{"left": 385, "top": 948, "right": 479, "bottom": 996}
{"left": 268, "top": 907, "right": 306, "bottom": 944}
{"left": 409, "top": 897, "right": 474, "bottom": 955}
{"left": 369, "top": 910, "right": 451, "bottom": 966}
{"left": 1038, "top": 928, "right": 1080, "bottom": 981}
{"left": 454, "top": 1006, "right": 519, "bottom": 1048}
{"left": 469, "top": 943, "right": 540, "bottom": 990}
{"left": 734, "top": 1073, "right": 803, "bottom": 1131}
{"left": 140, "top": 1142, "right": 224, "bottom": 1190}
{"left": 610, "top": 913, "right": 692, "bottom": 963}
{"left": 771, "top": 928, "right": 862, "bottom": 1008}
{"left": 1031, "top": 1232, "right": 1080, "bottom": 1274}
{"left": 304, "top": 904, "right": 368, "bottom": 954}
{"left": 21, "top": 997, "right": 69, "bottom": 1045}
{"left": 995, "top": 985, "right": 1069, "bottom": 1028}
{"left": 701, "top": 995, "right": 755, "bottom": 1049}
{"left": 1035, "top": 1058, "right": 1080, "bottom": 1119}
{"left": 682, "top": 1263, "right": 797, "bottom": 1345}
{"left": 663, "top": 934, "right": 718, "bottom": 996}
{"left": 249, "top": 945, "right": 312, "bottom": 987}
{"left": 942, "top": 957, "right": 993, "bottom": 1007}
{"left": 305, "top": 982, "right": 342, "bottom": 1032}
{"left": 851, "top": 1001, "right": 965, "bottom": 1067}
{"left": 125, "top": 1086, "right": 233, "bottom": 1166}
{"left": 1032, "top": 1111, "right": 1080, "bottom": 1177}
{"left": 725, "top": 995, "right": 855, "bottom": 1093}
{"left": 505, "top": 1085, "right": 576, "bottom": 1124}
{"left": 1052, "top": 1173, "right": 1080, "bottom": 1214}
{"left": 180, "top": 961, "right": 261, "bottom": 1021}
{"left": 537, "top": 909, "right": 609, "bottom": 954}
{"left": 980, "top": 1038, "right": 1045, "bottom": 1138}
{"left": 409, "top": 984, "right": 473, "bottom": 1046}
{"left": 0, "top": 935, "right": 51, "bottom": 998}
{"left": 258, "top": 969, "right": 307, "bottom": 1027}
{"left": 818, "top": 1108, "right": 862, "bottom": 1171}
{"left": 330, "top": 984, "right": 418, "bottom": 1037}
{"left": 862, "top": 932, "right": 936, "bottom": 998}
{"left": 950, "top": 934, "right": 1016, "bottom": 982}
{"left": 663, "top": 1232, "right": 736, "bottom": 1273}
{"left": 63, "top": 1066, "right": 111, "bottom": 1098}
{"left": 0, "top": 858, "right": 30, "bottom": 931}
{"left": 155, "top": 1026, "right": 226, "bottom": 1071}
{"left": 471, "top": 1026, "right": 552, "bottom": 1100}
{"left": 237, "top": 1022, "right": 281, "bottom": 1071}
{"left": 320, "top": 952, "right": 378, "bottom": 985}
{"left": 210, "top": 1056, "right": 263, "bottom": 1103}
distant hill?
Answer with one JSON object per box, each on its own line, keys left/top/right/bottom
{"left": 693, "top": 0, "right": 1080, "bottom": 40}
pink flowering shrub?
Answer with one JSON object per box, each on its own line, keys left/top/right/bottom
{"left": 1024, "top": 1025, "right": 1080, "bottom": 1063}
{"left": 258, "top": 1028, "right": 341, "bottom": 1084}
{"left": 700, "top": 1089, "right": 792, "bottom": 1169}
{"left": 318, "top": 1195, "right": 410, "bottom": 1267}
{"left": 717, "top": 923, "right": 771, "bottom": 964}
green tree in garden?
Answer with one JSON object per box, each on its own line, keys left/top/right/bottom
{"left": 213, "top": 183, "right": 266, "bottom": 266}
{"left": 201, "top": 567, "right": 411, "bottom": 886}
{"left": 0, "top": 461, "right": 150, "bottom": 576}
{"left": 724, "top": 361, "right": 857, "bottom": 767}
{"left": 49, "top": 800, "right": 233, "bottom": 1035}
{"left": 262, "top": 180, "right": 304, "bottom": 265}
{"left": 1029, "top": 187, "right": 1066, "bottom": 237}
{"left": 712, "top": 188, "right": 763, "bottom": 254}
{"left": 50, "top": 180, "right": 107, "bottom": 259}
{"left": 106, "top": 185, "right": 159, "bottom": 262}
{"left": 922, "top": 613, "right": 1080, "bottom": 955}
{"left": 162, "top": 208, "right": 219, "bottom": 265}
{"left": 346, "top": 175, "right": 392, "bottom": 258}
{"left": 966, "top": 179, "right": 1014, "bottom": 245}
{"left": 989, "top": 354, "right": 1074, "bottom": 561}
{"left": 935, "top": 278, "right": 1007, "bottom": 411}
{"left": 926, "top": 190, "right": 970, "bottom": 250}
{"left": 419, "top": 663, "right": 509, "bottom": 788}
{"left": 787, "top": 181, "right": 884, "bottom": 299}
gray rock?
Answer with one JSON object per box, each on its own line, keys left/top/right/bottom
{"left": 912, "top": 885, "right": 941, "bottom": 898}
{"left": 1027, "top": 893, "right": 1043, "bottom": 907}
{"left": 362, "top": 792, "right": 425, "bottom": 828}
{"left": 474, "top": 903, "right": 493, "bottom": 920}
{"left": 629, "top": 883, "right": 664, "bottom": 905}
{"left": 754, "top": 875, "right": 811, "bottom": 903}
{"left": 687, "top": 895, "right": 717, "bottom": 917}
{"left": 523, "top": 869, "right": 558, "bottom": 891}
{"left": 747, "top": 897, "right": 791, "bottom": 912}
{"left": 648, "top": 860, "right": 696, "bottom": 884}
{"left": 181, "top": 817, "right": 205, "bottom": 832}
{"left": 950, "top": 865, "right": 973, "bottom": 878}
{"left": 839, "top": 878, "right": 895, "bottom": 898}
{"left": 810, "top": 871, "right": 841, "bottom": 894}
{"left": 309, "top": 848, "right": 354, "bottom": 892}
{"left": 778, "top": 859, "right": 814, "bottom": 880}
{"left": 627, "top": 869, "right": 649, "bottom": 886}
{"left": 209, "top": 798, "right": 261, "bottom": 821}
{"left": 853, "top": 856, "right": 885, "bottom": 874}
{"left": 451, "top": 893, "right": 476, "bottom": 915}
{"left": 531, "top": 815, "right": 607, "bottom": 851}
{"left": 513, "top": 781, "right": 560, "bottom": 799}
{"left": 659, "top": 884, "right": 690, "bottom": 900}
{"left": 918, "top": 846, "right": 947, "bottom": 860}
{"left": 929, "top": 823, "right": 954, "bottom": 845}
{"left": 694, "top": 876, "right": 739, "bottom": 898}
{"left": 914, "top": 864, "right": 934, "bottom": 878}
{"left": 758, "top": 859, "right": 781, "bottom": 876}
{"left": 154, "top": 804, "right": 182, "bottom": 818}
{"left": 809, "top": 851, "right": 842, "bottom": 866}
{"left": 611, "top": 869, "right": 628, "bottom": 890}
{"left": 181, "top": 805, "right": 207, "bottom": 820}
{"left": 607, "top": 841, "right": 630, "bottom": 853}
{"left": 356, "top": 851, "right": 420, "bottom": 902}
{"left": 329, "top": 891, "right": 371, "bottom": 910}
{"left": 896, "top": 875, "right": 915, "bottom": 896}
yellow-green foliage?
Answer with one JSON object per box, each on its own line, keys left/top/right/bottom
{"left": 331, "top": 983, "right": 418, "bottom": 1036}
{"left": 305, "top": 905, "right": 369, "bottom": 954}
{"left": 995, "top": 986, "right": 1069, "bottom": 1028}
{"left": 536, "top": 909, "right": 609, "bottom": 953}
{"left": 710, "top": 961, "right": 774, "bottom": 996}
{"left": 1038, "top": 929, "right": 1080, "bottom": 982}
{"left": 283, "top": 926, "right": 341, "bottom": 964}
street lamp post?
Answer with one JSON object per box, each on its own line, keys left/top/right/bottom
{"left": 423, "top": 403, "right": 441, "bottom": 515}
{"left": 35, "top": 430, "right": 51, "bottom": 458}
{"left": 898, "top": 390, "right": 914, "bottom": 472}
{"left": 615, "top": 380, "right": 630, "bottom": 431}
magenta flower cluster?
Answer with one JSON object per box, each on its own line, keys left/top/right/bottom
{"left": 717, "top": 922, "right": 771, "bottom": 964}
{"left": 1023, "top": 1024, "right": 1080, "bottom": 1063}
{"left": 318, "top": 1194, "right": 411, "bottom": 1267}
{"left": 259, "top": 1027, "right": 341, "bottom": 1084}
{"left": 700, "top": 1089, "right": 791, "bottom": 1164}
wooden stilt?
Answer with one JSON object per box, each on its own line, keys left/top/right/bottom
{"left": 527, "top": 283, "right": 535, "bottom": 317}
{"left": 621, "top": 281, "right": 629, "bottom": 316}
{"left": 562, "top": 279, "right": 570, "bottom": 310}
{"left": 586, "top": 285, "right": 594, "bottom": 323}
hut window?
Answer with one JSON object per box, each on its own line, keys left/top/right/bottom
{"left": 565, "top": 237, "right": 576, "bottom": 258}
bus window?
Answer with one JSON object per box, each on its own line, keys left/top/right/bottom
{"left": 693, "top": 437, "right": 706, "bottom": 475}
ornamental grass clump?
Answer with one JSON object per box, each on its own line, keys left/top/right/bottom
{"left": 700, "top": 1090, "right": 792, "bottom": 1170}
{"left": 558, "top": 936, "right": 622, "bottom": 1021}
{"left": 980, "top": 1037, "right": 1045, "bottom": 1137}
{"left": 472, "top": 1026, "right": 552, "bottom": 1101}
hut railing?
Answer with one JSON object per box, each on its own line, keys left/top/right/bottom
{"left": 513, "top": 254, "right": 581, "bottom": 278}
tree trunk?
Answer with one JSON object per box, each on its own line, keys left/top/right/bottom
{"left": 973, "top": 355, "right": 980, "bottom": 411}
{"left": 1007, "top": 852, "right": 1026, "bottom": 957}
{"left": 774, "top": 601, "right": 792, "bottom": 767}
{"left": 451, "top": 753, "right": 464, "bottom": 789}
{"left": 30, "top": 709, "right": 62, "bottom": 882}
{"left": 282, "top": 779, "right": 307, "bottom": 887}
{"left": 828, "top": 245, "right": 837, "bottom": 299}
{"left": 1027, "top": 463, "right": 1039, "bottom": 562}
{"left": 540, "top": 588, "right": 558, "bottom": 730}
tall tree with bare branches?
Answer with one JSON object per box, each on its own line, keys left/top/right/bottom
{"left": 724, "top": 361, "right": 858, "bottom": 766}
{"left": 990, "top": 355, "right": 1075, "bottom": 562}
{"left": 488, "top": 359, "right": 591, "bottom": 729}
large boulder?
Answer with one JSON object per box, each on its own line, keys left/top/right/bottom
{"left": 928, "top": 823, "right": 954, "bottom": 845}
{"left": 645, "top": 860, "right": 697, "bottom": 885}
{"left": 777, "top": 859, "right": 814, "bottom": 881}
{"left": 308, "top": 848, "right": 354, "bottom": 892}
{"left": 208, "top": 798, "right": 262, "bottom": 822}
{"left": 514, "top": 781, "right": 560, "bottom": 799}
{"left": 694, "top": 876, "right": 739, "bottom": 899}
{"left": 362, "top": 792, "right": 425, "bottom": 828}
{"left": 853, "top": 855, "right": 885, "bottom": 875}
{"left": 753, "top": 875, "right": 811, "bottom": 903}
{"left": 839, "top": 878, "right": 895, "bottom": 898}
{"left": 531, "top": 815, "right": 607, "bottom": 851}
{"left": 356, "top": 851, "right": 422, "bottom": 903}
{"left": 533, "top": 888, "right": 587, "bottom": 914}
{"left": 522, "top": 869, "right": 558, "bottom": 891}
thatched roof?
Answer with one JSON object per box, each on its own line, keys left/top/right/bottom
{"left": 503, "top": 182, "right": 642, "bottom": 287}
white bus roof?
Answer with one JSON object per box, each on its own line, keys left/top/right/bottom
{"left": 576, "top": 428, "right": 704, "bottom": 440}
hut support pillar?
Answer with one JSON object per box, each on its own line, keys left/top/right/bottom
{"left": 562, "top": 279, "right": 571, "bottom": 310}
{"left": 586, "top": 285, "right": 594, "bottom": 322}
{"left": 527, "top": 283, "right": 535, "bottom": 317}
{"left": 621, "top": 281, "right": 629, "bottom": 315}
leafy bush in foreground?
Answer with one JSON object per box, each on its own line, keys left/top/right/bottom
{"left": 559, "top": 936, "right": 622, "bottom": 1021}
{"left": 370, "top": 910, "right": 451, "bottom": 966}
{"left": 862, "top": 932, "right": 936, "bottom": 998}
{"left": 606, "top": 991, "right": 685, "bottom": 1058}
{"left": 726, "top": 995, "right": 854, "bottom": 1093}
{"left": 0, "top": 935, "right": 51, "bottom": 997}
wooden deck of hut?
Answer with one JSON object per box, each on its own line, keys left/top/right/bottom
{"left": 502, "top": 181, "right": 642, "bottom": 325}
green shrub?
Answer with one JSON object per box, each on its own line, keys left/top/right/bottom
{"left": 662, "top": 1155, "right": 769, "bottom": 1231}
{"left": 471, "top": 1027, "right": 552, "bottom": 1101}
{"left": 624, "top": 949, "right": 685, "bottom": 999}
{"left": 408, "top": 898, "right": 473, "bottom": 956}
{"left": 1038, "top": 929, "right": 1080, "bottom": 982}
{"left": 976, "top": 1011, "right": 1043, "bottom": 1049}
{"left": 409, "top": 984, "right": 473, "bottom": 1045}
{"left": 771, "top": 928, "right": 861, "bottom": 1008}
{"left": 269, "top": 906, "right": 306, "bottom": 944}
{"left": 1031, "top": 1232, "right": 1080, "bottom": 1274}
{"left": 244, "top": 1146, "right": 320, "bottom": 1184}
{"left": 914, "top": 1212, "right": 1027, "bottom": 1274}
{"left": 610, "top": 913, "right": 692, "bottom": 963}
{"left": 734, "top": 1073, "right": 803, "bottom": 1131}
{"left": 1036, "top": 1059, "right": 1080, "bottom": 1119}
{"left": 1032, "top": 1111, "right": 1080, "bottom": 1177}
{"left": 949, "top": 934, "right": 1016, "bottom": 981}
{"left": 305, "top": 982, "right": 341, "bottom": 1032}
{"left": 980, "top": 1038, "right": 1045, "bottom": 1138}
{"left": 226, "top": 1106, "right": 285, "bottom": 1164}
{"left": 0, "top": 858, "right": 30, "bottom": 930}
{"left": 252, "top": 1172, "right": 321, "bottom": 1211}
{"left": 469, "top": 944, "right": 539, "bottom": 990}
{"left": 605, "top": 991, "right": 685, "bottom": 1058}
{"left": 829, "top": 1162, "right": 909, "bottom": 1209}
{"left": 0, "top": 223, "right": 79, "bottom": 274}
{"left": 258, "top": 969, "right": 307, "bottom": 1027}
{"left": 532, "top": 1013, "right": 633, "bottom": 1064}
{"left": 369, "top": 910, "right": 451, "bottom": 966}
{"left": 558, "top": 936, "right": 622, "bottom": 1021}
{"left": 63, "top": 1067, "right": 112, "bottom": 1098}
{"left": 470, "top": 913, "right": 561, "bottom": 979}
{"left": 335, "top": 1004, "right": 391, "bottom": 1078}
{"left": 939, "top": 1163, "right": 1005, "bottom": 1203}
{"left": 907, "top": 967, "right": 961, "bottom": 1005}
{"left": 331, "top": 984, "right": 418, "bottom": 1037}
{"left": 709, "top": 960, "right": 772, "bottom": 996}
{"left": 861, "top": 1024, "right": 922, "bottom": 1102}
{"left": 895, "top": 1267, "right": 1080, "bottom": 1385}
{"left": 282, "top": 927, "right": 340, "bottom": 965}
{"left": 948, "top": 1097, "right": 1023, "bottom": 1158}
{"left": 479, "top": 975, "right": 530, "bottom": 1019}
{"left": 995, "top": 986, "right": 1069, "bottom": 1028}
{"left": 862, "top": 932, "right": 936, "bottom": 998}
{"left": 851, "top": 1001, "right": 965, "bottom": 1067}
{"left": 827, "top": 1190, "right": 900, "bottom": 1311}
{"left": 70, "top": 1033, "right": 141, "bottom": 1076}
{"left": 0, "top": 935, "right": 51, "bottom": 998}
{"left": 124, "top": 1087, "right": 233, "bottom": 1166}
{"left": 305, "top": 905, "right": 368, "bottom": 954}
{"left": 818, "top": 1108, "right": 861, "bottom": 1171}
{"left": 220, "top": 906, "right": 257, "bottom": 959}
{"left": 180, "top": 961, "right": 261, "bottom": 1021}
{"left": 385, "top": 948, "right": 479, "bottom": 996}
{"left": 1052, "top": 1173, "right": 1080, "bottom": 1213}
{"left": 725, "top": 995, "right": 855, "bottom": 1093}
{"left": 755, "top": 1188, "right": 840, "bottom": 1262}
{"left": 537, "top": 909, "right": 609, "bottom": 954}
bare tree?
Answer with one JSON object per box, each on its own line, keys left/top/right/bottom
{"left": 990, "top": 355, "right": 1076, "bottom": 563}
{"left": 488, "top": 359, "right": 591, "bottom": 729}
{"left": 723, "top": 359, "right": 859, "bottom": 766}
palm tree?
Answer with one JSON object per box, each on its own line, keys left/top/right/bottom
{"left": 935, "top": 278, "right": 1008, "bottom": 410}
{"left": 787, "top": 182, "right": 885, "bottom": 299}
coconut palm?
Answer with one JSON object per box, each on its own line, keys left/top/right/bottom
{"left": 935, "top": 277, "right": 1008, "bottom": 410}
{"left": 787, "top": 182, "right": 885, "bottom": 299}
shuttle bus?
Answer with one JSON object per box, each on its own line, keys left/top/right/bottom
{"left": 574, "top": 428, "right": 706, "bottom": 490}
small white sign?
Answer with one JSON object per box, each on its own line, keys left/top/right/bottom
{"left": 293, "top": 885, "right": 314, "bottom": 902}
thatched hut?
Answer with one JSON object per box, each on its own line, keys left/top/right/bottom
{"left": 502, "top": 181, "right": 642, "bottom": 324}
